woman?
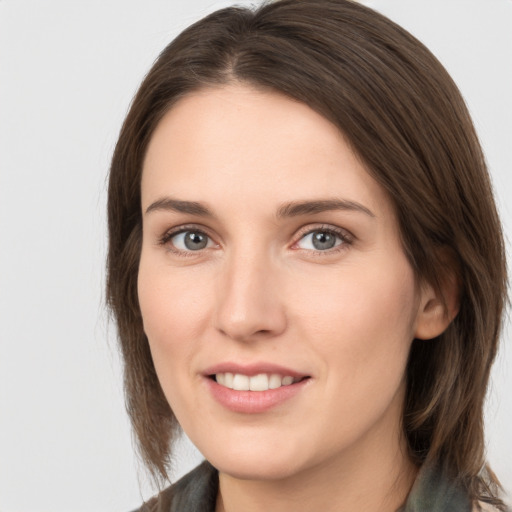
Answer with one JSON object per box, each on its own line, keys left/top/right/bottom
{"left": 107, "top": 0, "right": 509, "bottom": 510}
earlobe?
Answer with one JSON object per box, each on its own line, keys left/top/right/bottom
{"left": 414, "top": 270, "right": 460, "bottom": 341}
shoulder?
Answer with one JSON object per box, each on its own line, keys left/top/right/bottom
{"left": 404, "top": 464, "right": 511, "bottom": 512}
{"left": 403, "top": 463, "right": 473, "bottom": 511}
{"left": 132, "top": 461, "right": 218, "bottom": 512}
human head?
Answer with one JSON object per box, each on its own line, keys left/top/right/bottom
{"left": 107, "top": 0, "right": 507, "bottom": 502}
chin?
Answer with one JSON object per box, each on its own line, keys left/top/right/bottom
{"left": 212, "top": 454, "right": 305, "bottom": 481}
{"left": 196, "top": 430, "right": 312, "bottom": 481}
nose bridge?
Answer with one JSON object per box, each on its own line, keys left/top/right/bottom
{"left": 214, "top": 243, "right": 286, "bottom": 341}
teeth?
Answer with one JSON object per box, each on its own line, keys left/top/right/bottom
{"left": 269, "top": 374, "right": 282, "bottom": 389}
{"left": 215, "top": 372, "right": 301, "bottom": 391}
{"left": 249, "top": 373, "right": 268, "bottom": 391}
{"left": 224, "top": 372, "right": 234, "bottom": 388}
{"left": 232, "top": 374, "right": 250, "bottom": 391}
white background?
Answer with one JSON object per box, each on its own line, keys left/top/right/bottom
{"left": 0, "top": 1, "right": 511, "bottom": 511}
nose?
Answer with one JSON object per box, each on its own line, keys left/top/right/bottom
{"left": 214, "top": 249, "right": 287, "bottom": 342}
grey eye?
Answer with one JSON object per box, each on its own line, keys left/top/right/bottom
{"left": 171, "top": 231, "right": 212, "bottom": 251}
{"left": 297, "top": 230, "right": 343, "bottom": 251}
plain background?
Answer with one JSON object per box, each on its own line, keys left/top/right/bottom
{"left": 0, "top": 1, "right": 511, "bottom": 510}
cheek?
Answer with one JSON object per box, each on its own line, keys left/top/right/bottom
{"left": 291, "top": 260, "right": 418, "bottom": 441}
{"left": 137, "top": 253, "right": 212, "bottom": 374}
{"left": 291, "top": 258, "right": 418, "bottom": 378}
{"left": 137, "top": 256, "right": 216, "bottom": 425}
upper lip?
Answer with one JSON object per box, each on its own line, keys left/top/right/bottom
{"left": 202, "top": 362, "right": 309, "bottom": 378}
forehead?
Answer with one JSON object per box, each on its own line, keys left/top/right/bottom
{"left": 141, "top": 85, "right": 393, "bottom": 220}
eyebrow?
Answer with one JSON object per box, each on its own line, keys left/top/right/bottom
{"left": 145, "top": 197, "right": 214, "bottom": 217}
{"left": 276, "top": 199, "right": 375, "bottom": 219}
{"left": 145, "top": 197, "right": 375, "bottom": 219}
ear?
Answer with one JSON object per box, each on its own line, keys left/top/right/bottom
{"left": 414, "top": 261, "right": 460, "bottom": 341}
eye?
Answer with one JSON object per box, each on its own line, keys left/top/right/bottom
{"left": 296, "top": 228, "right": 347, "bottom": 251}
{"left": 166, "top": 230, "right": 214, "bottom": 252}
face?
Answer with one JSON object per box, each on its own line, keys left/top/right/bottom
{"left": 138, "top": 85, "right": 430, "bottom": 481}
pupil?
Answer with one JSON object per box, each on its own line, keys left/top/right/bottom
{"left": 184, "top": 232, "right": 207, "bottom": 250}
{"left": 312, "top": 231, "right": 336, "bottom": 250}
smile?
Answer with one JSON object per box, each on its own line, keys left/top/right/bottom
{"left": 214, "top": 372, "right": 303, "bottom": 391}
{"left": 205, "top": 366, "right": 311, "bottom": 413}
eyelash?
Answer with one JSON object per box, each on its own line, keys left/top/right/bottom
{"left": 293, "top": 224, "right": 353, "bottom": 255}
{"left": 158, "top": 224, "right": 216, "bottom": 258}
{"left": 158, "top": 224, "right": 354, "bottom": 257}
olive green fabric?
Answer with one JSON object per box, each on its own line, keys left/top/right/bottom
{"left": 135, "top": 460, "right": 474, "bottom": 511}
{"left": 137, "top": 461, "right": 217, "bottom": 512}
{"left": 396, "top": 463, "right": 472, "bottom": 511}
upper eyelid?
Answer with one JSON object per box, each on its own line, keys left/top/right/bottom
{"left": 293, "top": 223, "right": 354, "bottom": 241}
{"left": 160, "top": 223, "right": 216, "bottom": 240}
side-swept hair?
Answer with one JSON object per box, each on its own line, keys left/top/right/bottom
{"left": 107, "top": 0, "right": 507, "bottom": 507}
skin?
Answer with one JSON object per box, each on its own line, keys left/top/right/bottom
{"left": 138, "top": 85, "right": 453, "bottom": 512}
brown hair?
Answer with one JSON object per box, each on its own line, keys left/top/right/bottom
{"left": 107, "top": 0, "right": 507, "bottom": 506}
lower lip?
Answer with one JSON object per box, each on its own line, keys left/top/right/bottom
{"left": 205, "top": 377, "right": 310, "bottom": 414}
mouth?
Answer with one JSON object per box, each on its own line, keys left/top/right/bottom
{"left": 203, "top": 363, "right": 311, "bottom": 413}
{"left": 209, "top": 372, "right": 309, "bottom": 391}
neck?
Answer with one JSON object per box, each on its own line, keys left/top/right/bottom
{"left": 215, "top": 406, "right": 417, "bottom": 512}
{"left": 216, "top": 445, "right": 416, "bottom": 512}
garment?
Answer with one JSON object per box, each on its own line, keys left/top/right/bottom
{"left": 135, "top": 460, "right": 501, "bottom": 512}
